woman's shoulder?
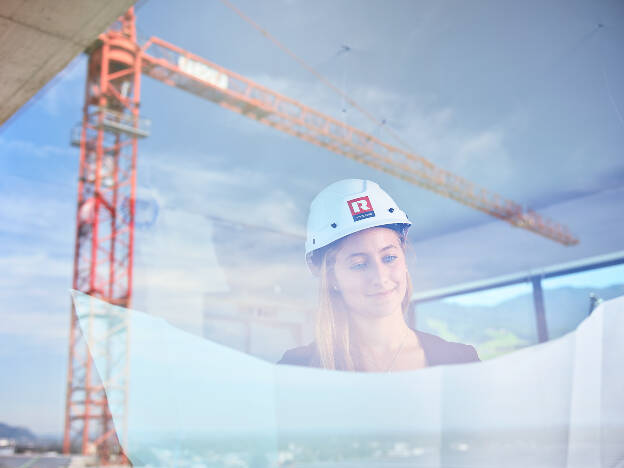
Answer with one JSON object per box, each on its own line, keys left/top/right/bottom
{"left": 277, "top": 342, "right": 320, "bottom": 367}
{"left": 413, "top": 329, "right": 480, "bottom": 366}
{"left": 277, "top": 332, "right": 480, "bottom": 368}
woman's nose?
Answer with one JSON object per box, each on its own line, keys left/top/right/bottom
{"left": 368, "top": 258, "right": 391, "bottom": 286}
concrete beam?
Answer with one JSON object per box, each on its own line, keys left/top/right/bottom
{"left": 0, "top": 0, "right": 137, "bottom": 125}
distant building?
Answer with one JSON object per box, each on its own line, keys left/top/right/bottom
{"left": 0, "top": 438, "right": 15, "bottom": 455}
{"left": 0, "top": 453, "right": 94, "bottom": 468}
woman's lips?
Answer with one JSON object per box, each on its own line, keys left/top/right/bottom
{"left": 367, "top": 287, "right": 396, "bottom": 297}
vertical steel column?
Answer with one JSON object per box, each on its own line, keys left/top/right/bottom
{"left": 63, "top": 8, "right": 142, "bottom": 465}
{"left": 406, "top": 301, "right": 417, "bottom": 330}
{"left": 532, "top": 276, "right": 549, "bottom": 343}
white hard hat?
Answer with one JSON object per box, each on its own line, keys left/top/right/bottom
{"left": 305, "top": 179, "right": 411, "bottom": 271}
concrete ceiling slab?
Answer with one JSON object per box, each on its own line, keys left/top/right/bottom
{"left": 0, "top": 0, "right": 137, "bottom": 125}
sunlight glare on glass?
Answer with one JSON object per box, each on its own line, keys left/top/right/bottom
{"left": 443, "top": 282, "right": 533, "bottom": 307}
{"left": 542, "top": 264, "right": 624, "bottom": 290}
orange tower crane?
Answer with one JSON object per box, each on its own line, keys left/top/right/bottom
{"left": 64, "top": 6, "right": 579, "bottom": 463}
{"left": 63, "top": 9, "right": 145, "bottom": 462}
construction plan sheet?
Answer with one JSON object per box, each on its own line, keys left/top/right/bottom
{"left": 71, "top": 291, "right": 624, "bottom": 468}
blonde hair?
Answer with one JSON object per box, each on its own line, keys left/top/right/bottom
{"left": 313, "top": 228, "right": 413, "bottom": 370}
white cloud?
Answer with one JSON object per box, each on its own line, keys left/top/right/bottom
{"left": 456, "top": 129, "right": 512, "bottom": 182}
{"left": 146, "top": 149, "right": 266, "bottom": 191}
{"left": 37, "top": 55, "right": 86, "bottom": 117}
{"left": 240, "top": 70, "right": 617, "bottom": 214}
{"left": 0, "top": 137, "right": 74, "bottom": 159}
{"left": 0, "top": 253, "right": 69, "bottom": 284}
{"left": 142, "top": 150, "right": 307, "bottom": 237}
{"left": 0, "top": 308, "right": 68, "bottom": 345}
{"left": 0, "top": 184, "right": 75, "bottom": 248}
{"left": 243, "top": 73, "right": 518, "bottom": 193}
{"left": 0, "top": 252, "right": 72, "bottom": 350}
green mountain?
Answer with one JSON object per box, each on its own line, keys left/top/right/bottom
{"left": 415, "top": 284, "right": 624, "bottom": 359}
{"left": 0, "top": 422, "right": 37, "bottom": 442}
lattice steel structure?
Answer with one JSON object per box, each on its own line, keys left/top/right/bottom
{"left": 63, "top": 8, "right": 147, "bottom": 463}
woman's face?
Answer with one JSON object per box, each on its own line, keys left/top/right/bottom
{"left": 332, "top": 227, "right": 408, "bottom": 319}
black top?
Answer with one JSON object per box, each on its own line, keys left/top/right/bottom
{"left": 277, "top": 330, "right": 479, "bottom": 368}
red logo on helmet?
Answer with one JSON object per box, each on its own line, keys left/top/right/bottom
{"left": 348, "top": 196, "right": 375, "bottom": 221}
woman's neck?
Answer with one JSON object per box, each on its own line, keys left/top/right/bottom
{"left": 349, "top": 309, "right": 411, "bottom": 351}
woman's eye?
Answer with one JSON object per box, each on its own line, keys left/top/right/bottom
{"left": 349, "top": 262, "right": 367, "bottom": 271}
{"left": 383, "top": 255, "right": 398, "bottom": 263}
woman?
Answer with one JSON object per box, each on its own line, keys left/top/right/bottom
{"left": 279, "top": 179, "right": 479, "bottom": 371}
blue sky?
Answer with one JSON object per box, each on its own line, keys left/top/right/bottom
{"left": 1, "top": 0, "right": 623, "bottom": 435}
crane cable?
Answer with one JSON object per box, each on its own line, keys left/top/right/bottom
{"left": 217, "top": 0, "right": 418, "bottom": 156}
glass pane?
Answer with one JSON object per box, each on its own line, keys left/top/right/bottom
{"left": 543, "top": 264, "right": 624, "bottom": 340}
{"left": 415, "top": 282, "right": 537, "bottom": 360}
{"left": 4, "top": 1, "right": 624, "bottom": 463}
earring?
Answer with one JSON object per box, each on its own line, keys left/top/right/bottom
{"left": 332, "top": 285, "right": 340, "bottom": 292}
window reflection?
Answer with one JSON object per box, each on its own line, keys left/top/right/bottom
{"left": 543, "top": 264, "right": 624, "bottom": 339}
{"left": 414, "top": 283, "right": 537, "bottom": 360}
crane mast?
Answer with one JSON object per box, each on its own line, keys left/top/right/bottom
{"left": 64, "top": 6, "right": 578, "bottom": 464}
{"left": 63, "top": 8, "right": 145, "bottom": 462}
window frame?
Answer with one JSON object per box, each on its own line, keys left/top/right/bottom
{"left": 409, "top": 250, "right": 624, "bottom": 343}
